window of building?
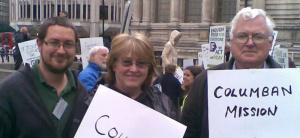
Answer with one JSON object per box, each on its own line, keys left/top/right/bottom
{"left": 216, "top": 0, "right": 236, "bottom": 23}
{"left": 185, "top": 0, "right": 202, "bottom": 23}
{"left": 156, "top": 0, "right": 170, "bottom": 23}
{"left": 99, "top": 5, "right": 108, "bottom": 20}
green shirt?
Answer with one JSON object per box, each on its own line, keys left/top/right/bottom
{"left": 32, "top": 60, "right": 76, "bottom": 134}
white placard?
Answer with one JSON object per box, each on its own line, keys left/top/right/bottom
{"left": 208, "top": 26, "right": 226, "bottom": 68}
{"left": 80, "top": 37, "right": 104, "bottom": 69}
{"left": 208, "top": 69, "right": 300, "bottom": 138}
{"left": 183, "top": 59, "right": 194, "bottom": 69}
{"left": 273, "top": 47, "right": 289, "bottom": 68}
{"left": 198, "top": 52, "right": 203, "bottom": 66}
{"left": 19, "top": 39, "right": 40, "bottom": 67}
{"left": 269, "top": 30, "right": 278, "bottom": 56}
{"left": 201, "top": 44, "right": 210, "bottom": 69}
{"left": 75, "top": 85, "right": 186, "bottom": 138}
{"left": 175, "top": 66, "right": 183, "bottom": 84}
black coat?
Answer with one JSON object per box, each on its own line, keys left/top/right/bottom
{"left": 160, "top": 73, "right": 182, "bottom": 107}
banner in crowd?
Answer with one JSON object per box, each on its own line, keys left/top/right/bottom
{"left": 19, "top": 39, "right": 40, "bottom": 67}
{"left": 198, "top": 52, "right": 203, "bottom": 66}
{"left": 201, "top": 44, "right": 210, "bottom": 69}
{"left": 272, "top": 46, "right": 289, "bottom": 68}
{"left": 175, "top": 66, "right": 183, "bottom": 84}
{"left": 75, "top": 85, "right": 187, "bottom": 138}
{"left": 207, "top": 69, "right": 300, "bottom": 138}
{"left": 269, "top": 30, "right": 278, "bottom": 56}
{"left": 80, "top": 37, "right": 104, "bottom": 69}
{"left": 208, "top": 26, "right": 226, "bottom": 68}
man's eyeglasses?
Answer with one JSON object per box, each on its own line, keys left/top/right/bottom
{"left": 43, "top": 40, "right": 76, "bottom": 50}
{"left": 233, "top": 33, "right": 272, "bottom": 44}
{"left": 118, "top": 59, "right": 149, "bottom": 68}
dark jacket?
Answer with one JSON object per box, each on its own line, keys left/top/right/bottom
{"left": 0, "top": 64, "right": 91, "bottom": 138}
{"left": 160, "top": 73, "right": 182, "bottom": 108}
{"left": 180, "top": 56, "right": 282, "bottom": 138}
{"left": 14, "top": 31, "right": 31, "bottom": 56}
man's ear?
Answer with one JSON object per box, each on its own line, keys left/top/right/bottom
{"left": 37, "top": 39, "right": 42, "bottom": 52}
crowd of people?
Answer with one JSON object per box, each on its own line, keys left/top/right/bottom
{"left": 0, "top": 7, "right": 298, "bottom": 137}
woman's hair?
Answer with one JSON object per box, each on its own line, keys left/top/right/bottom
{"left": 105, "top": 33, "right": 157, "bottom": 89}
{"left": 184, "top": 65, "right": 204, "bottom": 78}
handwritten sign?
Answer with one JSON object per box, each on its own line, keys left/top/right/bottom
{"left": 175, "top": 66, "right": 183, "bottom": 84}
{"left": 75, "top": 85, "right": 187, "bottom": 138}
{"left": 198, "top": 52, "right": 203, "bottom": 66}
{"left": 79, "top": 37, "right": 104, "bottom": 69}
{"left": 19, "top": 39, "right": 40, "bottom": 67}
{"left": 272, "top": 46, "right": 289, "bottom": 68}
{"left": 269, "top": 30, "right": 278, "bottom": 56}
{"left": 201, "top": 44, "right": 210, "bottom": 69}
{"left": 207, "top": 69, "right": 300, "bottom": 138}
{"left": 208, "top": 26, "right": 226, "bottom": 68}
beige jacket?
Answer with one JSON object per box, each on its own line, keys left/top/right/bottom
{"left": 162, "top": 30, "right": 182, "bottom": 70}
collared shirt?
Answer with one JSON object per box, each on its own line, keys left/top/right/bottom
{"left": 232, "top": 61, "right": 269, "bottom": 69}
{"left": 32, "top": 60, "right": 76, "bottom": 134}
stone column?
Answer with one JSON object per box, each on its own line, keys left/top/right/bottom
{"left": 179, "top": 0, "right": 185, "bottom": 23}
{"left": 132, "top": 0, "right": 142, "bottom": 23}
{"left": 90, "top": 0, "right": 100, "bottom": 37}
{"left": 201, "top": 0, "right": 213, "bottom": 25}
{"left": 253, "top": 0, "right": 266, "bottom": 10}
{"left": 170, "top": 0, "right": 180, "bottom": 23}
{"left": 142, "top": 0, "right": 151, "bottom": 23}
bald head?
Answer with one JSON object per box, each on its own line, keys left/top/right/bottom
{"left": 20, "top": 27, "right": 28, "bottom": 35}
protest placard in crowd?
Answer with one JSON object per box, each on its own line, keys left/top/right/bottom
{"left": 201, "top": 44, "right": 210, "bottom": 69}
{"left": 269, "top": 30, "right": 278, "bottom": 56}
{"left": 80, "top": 37, "right": 104, "bottom": 69}
{"left": 272, "top": 46, "right": 289, "bottom": 68}
{"left": 208, "top": 26, "right": 226, "bottom": 68}
{"left": 75, "top": 85, "right": 187, "bottom": 138}
{"left": 207, "top": 69, "right": 300, "bottom": 138}
{"left": 19, "top": 39, "right": 40, "bottom": 67}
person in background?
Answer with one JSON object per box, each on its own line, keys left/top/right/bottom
{"left": 288, "top": 57, "right": 296, "bottom": 68}
{"left": 14, "top": 27, "right": 31, "bottom": 70}
{"left": 59, "top": 10, "right": 68, "bottom": 18}
{"left": 180, "top": 7, "right": 282, "bottom": 138}
{"left": 160, "top": 64, "right": 182, "bottom": 109}
{"left": 0, "top": 17, "right": 90, "bottom": 137}
{"left": 161, "top": 30, "right": 182, "bottom": 72}
{"left": 181, "top": 66, "right": 204, "bottom": 108}
{"left": 97, "top": 33, "right": 178, "bottom": 120}
{"left": 78, "top": 46, "right": 109, "bottom": 92}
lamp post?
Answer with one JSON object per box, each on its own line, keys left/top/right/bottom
{"left": 102, "top": 0, "right": 105, "bottom": 37}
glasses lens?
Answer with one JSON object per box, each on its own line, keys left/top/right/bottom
{"left": 121, "top": 60, "right": 132, "bottom": 67}
{"left": 119, "top": 59, "right": 149, "bottom": 68}
{"left": 235, "top": 33, "right": 248, "bottom": 43}
{"left": 252, "top": 34, "right": 266, "bottom": 44}
{"left": 136, "top": 61, "right": 149, "bottom": 68}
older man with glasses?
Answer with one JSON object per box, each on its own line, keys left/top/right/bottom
{"left": 0, "top": 17, "right": 91, "bottom": 137}
{"left": 180, "top": 7, "right": 282, "bottom": 138}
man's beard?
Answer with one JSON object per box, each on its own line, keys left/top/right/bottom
{"left": 41, "top": 53, "right": 72, "bottom": 74}
{"left": 99, "top": 62, "right": 106, "bottom": 70}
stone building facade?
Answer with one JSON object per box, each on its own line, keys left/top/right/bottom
{"left": 129, "top": 0, "right": 300, "bottom": 66}
{"left": 9, "top": 0, "right": 300, "bottom": 66}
